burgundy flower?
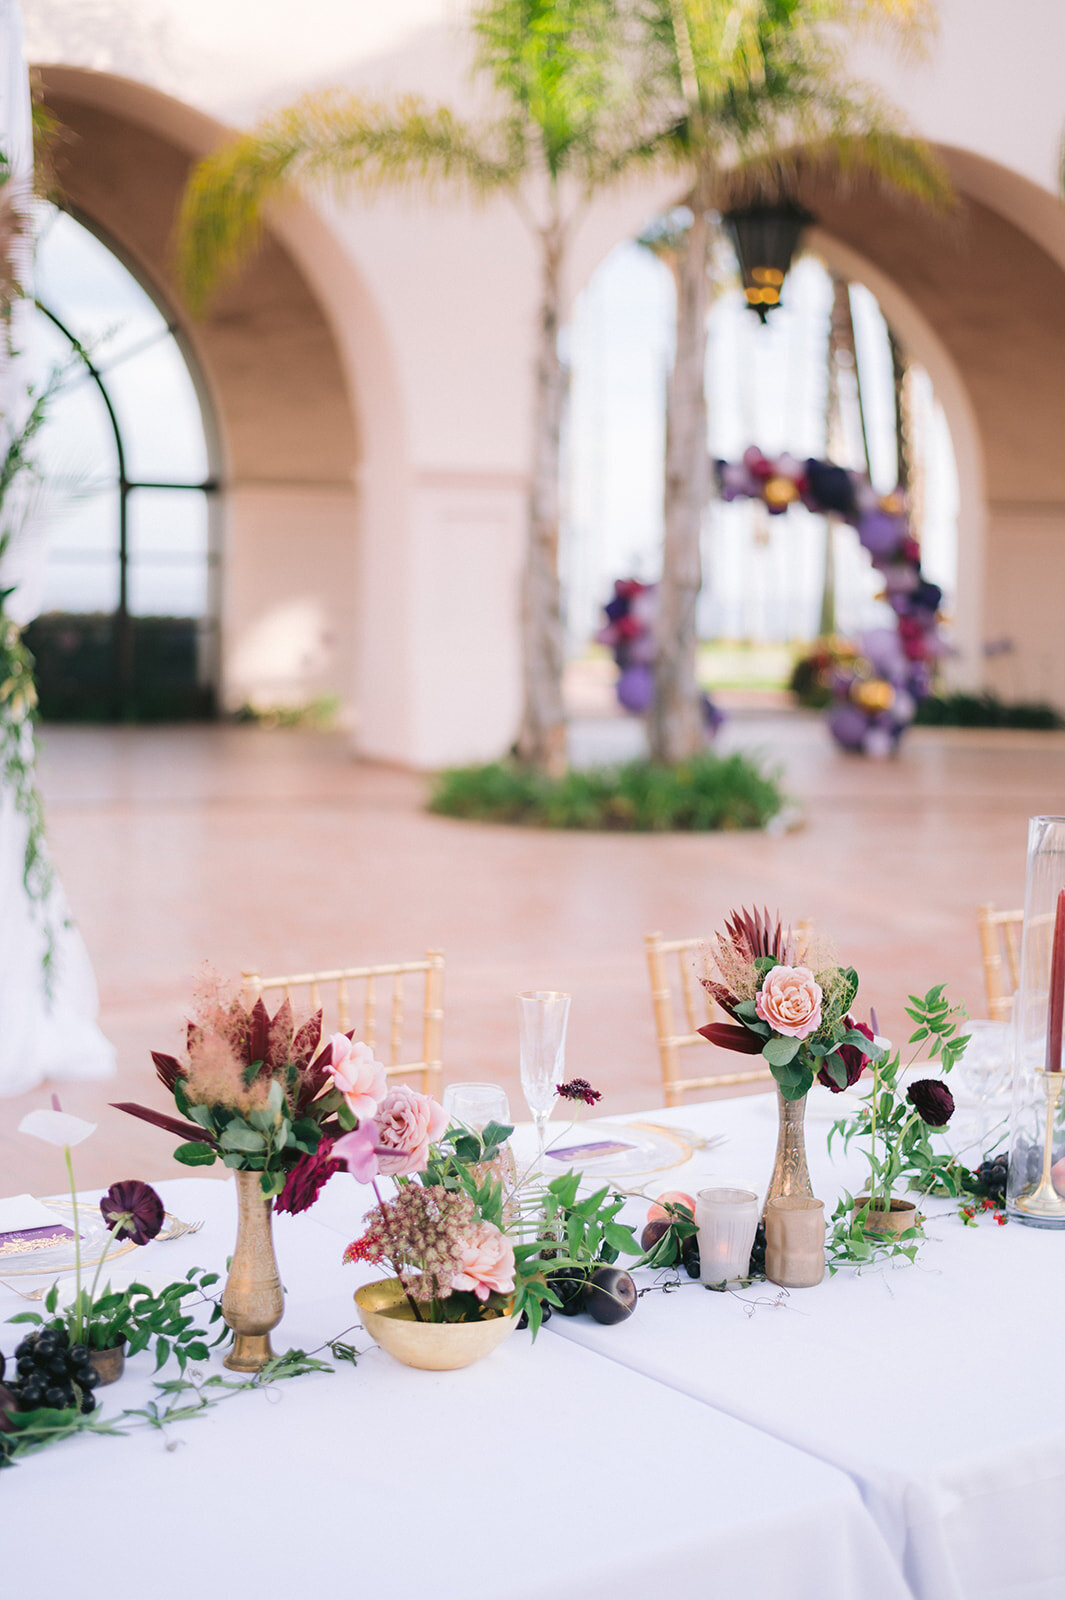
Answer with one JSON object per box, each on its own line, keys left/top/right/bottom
{"left": 906, "top": 1078, "right": 955, "bottom": 1127}
{"left": 817, "top": 1019, "right": 874, "bottom": 1094}
{"left": 100, "top": 1180, "right": 165, "bottom": 1245}
{"left": 557, "top": 1079, "right": 601, "bottom": 1106}
{"left": 275, "top": 1140, "right": 341, "bottom": 1216}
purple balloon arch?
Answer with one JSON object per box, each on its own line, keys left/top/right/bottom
{"left": 716, "top": 448, "right": 947, "bottom": 755}
{"left": 596, "top": 580, "right": 724, "bottom": 738}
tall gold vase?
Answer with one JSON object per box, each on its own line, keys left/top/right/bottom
{"left": 765, "top": 1088, "right": 814, "bottom": 1209}
{"left": 221, "top": 1171, "right": 284, "bottom": 1372}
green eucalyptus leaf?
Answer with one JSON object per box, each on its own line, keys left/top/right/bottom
{"left": 763, "top": 1035, "right": 801, "bottom": 1068}
{"left": 173, "top": 1141, "right": 216, "bottom": 1167}
{"left": 219, "top": 1122, "right": 267, "bottom": 1153}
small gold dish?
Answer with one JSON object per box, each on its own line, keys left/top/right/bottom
{"left": 355, "top": 1278, "right": 519, "bottom": 1371}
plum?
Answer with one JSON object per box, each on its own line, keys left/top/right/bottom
{"left": 585, "top": 1266, "right": 637, "bottom": 1325}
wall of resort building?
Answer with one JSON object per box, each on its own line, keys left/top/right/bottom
{"left": 21, "top": 0, "right": 1065, "bottom": 764}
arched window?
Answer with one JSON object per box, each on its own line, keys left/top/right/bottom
{"left": 26, "top": 205, "right": 219, "bottom": 719}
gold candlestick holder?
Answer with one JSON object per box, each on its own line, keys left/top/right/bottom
{"left": 1013, "top": 1069, "right": 1065, "bottom": 1221}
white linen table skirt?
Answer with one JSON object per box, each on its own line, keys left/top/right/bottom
{"left": 532, "top": 1096, "right": 1065, "bottom": 1600}
{"left": 1, "top": 1176, "right": 910, "bottom": 1600}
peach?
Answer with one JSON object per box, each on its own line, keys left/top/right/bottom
{"left": 647, "top": 1190, "right": 696, "bottom": 1224}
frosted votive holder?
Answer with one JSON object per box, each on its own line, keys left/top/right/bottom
{"left": 695, "top": 1186, "right": 759, "bottom": 1286}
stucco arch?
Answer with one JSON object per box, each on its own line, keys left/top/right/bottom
{"left": 34, "top": 65, "right": 409, "bottom": 732}
{"left": 567, "top": 144, "right": 1065, "bottom": 705}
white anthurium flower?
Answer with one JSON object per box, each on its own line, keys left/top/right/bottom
{"left": 18, "top": 1108, "right": 97, "bottom": 1147}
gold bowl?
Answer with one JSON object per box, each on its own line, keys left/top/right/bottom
{"left": 354, "top": 1278, "right": 520, "bottom": 1371}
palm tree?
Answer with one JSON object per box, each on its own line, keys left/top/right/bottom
{"left": 178, "top": 0, "right": 673, "bottom": 776}
{"left": 642, "top": 0, "right": 951, "bottom": 763}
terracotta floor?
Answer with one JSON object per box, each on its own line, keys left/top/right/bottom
{"left": 3, "top": 710, "right": 1061, "bottom": 1192}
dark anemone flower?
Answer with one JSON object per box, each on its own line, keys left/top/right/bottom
{"left": 275, "top": 1140, "right": 341, "bottom": 1216}
{"left": 99, "top": 1180, "right": 165, "bottom": 1245}
{"left": 817, "top": 1019, "right": 874, "bottom": 1094}
{"left": 557, "top": 1079, "right": 601, "bottom": 1107}
{"left": 906, "top": 1078, "right": 955, "bottom": 1127}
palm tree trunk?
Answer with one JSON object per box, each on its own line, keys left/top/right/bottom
{"left": 888, "top": 327, "right": 909, "bottom": 491}
{"left": 650, "top": 199, "right": 710, "bottom": 764}
{"left": 516, "top": 220, "right": 567, "bottom": 775}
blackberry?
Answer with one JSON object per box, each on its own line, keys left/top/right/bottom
{"left": 546, "top": 1267, "right": 587, "bottom": 1316}
{"left": 973, "top": 1153, "right": 1009, "bottom": 1206}
{"left": 7, "top": 1327, "right": 96, "bottom": 1415}
{"left": 748, "top": 1220, "right": 767, "bottom": 1278}
{"left": 517, "top": 1300, "right": 553, "bottom": 1331}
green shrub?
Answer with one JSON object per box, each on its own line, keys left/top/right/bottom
{"left": 427, "top": 752, "right": 784, "bottom": 832}
{"left": 913, "top": 692, "right": 1064, "bottom": 730}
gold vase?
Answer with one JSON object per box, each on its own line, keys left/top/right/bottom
{"left": 354, "top": 1278, "right": 519, "bottom": 1371}
{"left": 221, "top": 1170, "right": 284, "bottom": 1372}
{"left": 765, "top": 1089, "right": 813, "bottom": 1209}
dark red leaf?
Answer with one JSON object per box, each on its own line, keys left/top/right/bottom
{"left": 697, "top": 1023, "right": 764, "bottom": 1054}
{"left": 290, "top": 1010, "right": 323, "bottom": 1070}
{"left": 150, "top": 1052, "right": 185, "bottom": 1092}
{"left": 248, "top": 998, "right": 271, "bottom": 1067}
{"left": 265, "top": 997, "right": 295, "bottom": 1069}
{"left": 111, "top": 1102, "right": 218, "bottom": 1147}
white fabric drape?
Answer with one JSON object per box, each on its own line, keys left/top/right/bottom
{"left": 0, "top": 0, "right": 114, "bottom": 1096}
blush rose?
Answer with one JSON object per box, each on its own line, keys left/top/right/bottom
{"left": 374, "top": 1086, "right": 448, "bottom": 1177}
{"left": 329, "top": 1035, "right": 387, "bottom": 1119}
{"left": 755, "top": 965, "right": 823, "bottom": 1039}
{"left": 451, "top": 1221, "right": 516, "bottom": 1302}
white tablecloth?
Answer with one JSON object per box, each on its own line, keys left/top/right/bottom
{"left": 1, "top": 1177, "right": 910, "bottom": 1600}
{"left": 535, "top": 1096, "right": 1065, "bottom": 1600}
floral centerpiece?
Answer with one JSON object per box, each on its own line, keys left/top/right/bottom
{"left": 114, "top": 977, "right": 375, "bottom": 1209}
{"left": 698, "top": 907, "right": 882, "bottom": 1102}
{"left": 117, "top": 976, "right": 391, "bottom": 1368}
{"left": 332, "top": 1081, "right": 640, "bottom": 1362}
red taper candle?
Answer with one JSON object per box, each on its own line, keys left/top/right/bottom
{"left": 1046, "top": 888, "right": 1065, "bottom": 1072}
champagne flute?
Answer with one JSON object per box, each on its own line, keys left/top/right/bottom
{"left": 516, "top": 991, "right": 571, "bottom": 1166}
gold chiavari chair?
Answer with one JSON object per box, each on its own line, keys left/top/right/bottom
{"left": 242, "top": 951, "right": 444, "bottom": 1095}
{"left": 977, "top": 905, "right": 1023, "bottom": 1022}
{"left": 645, "top": 931, "right": 773, "bottom": 1106}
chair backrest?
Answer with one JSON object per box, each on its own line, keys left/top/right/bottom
{"left": 242, "top": 951, "right": 444, "bottom": 1096}
{"left": 645, "top": 931, "right": 773, "bottom": 1106}
{"left": 977, "top": 906, "right": 1022, "bottom": 1022}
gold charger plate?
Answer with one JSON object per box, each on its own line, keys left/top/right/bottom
{"left": 0, "top": 1201, "right": 184, "bottom": 1278}
{"left": 544, "top": 1120, "right": 694, "bottom": 1179}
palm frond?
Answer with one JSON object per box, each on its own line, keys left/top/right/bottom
{"left": 178, "top": 92, "right": 519, "bottom": 310}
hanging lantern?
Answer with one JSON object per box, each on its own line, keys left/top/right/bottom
{"left": 722, "top": 200, "right": 814, "bottom": 323}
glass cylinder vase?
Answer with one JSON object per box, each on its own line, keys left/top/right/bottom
{"left": 1008, "top": 816, "right": 1065, "bottom": 1227}
{"left": 221, "top": 1170, "right": 285, "bottom": 1370}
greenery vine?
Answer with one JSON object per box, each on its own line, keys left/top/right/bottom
{"left": 0, "top": 375, "right": 61, "bottom": 995}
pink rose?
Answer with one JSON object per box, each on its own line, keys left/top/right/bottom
{"left": 374, "top": 1086, "right": 448, "bottom": 1177}
{"left": 329, "top": 1034, "right": 387, "bottom": 1119}
{"left": 755, "top": 964, "right": 823, "bottom": 1039}
{"left": 451, "top": 1221, "right": 516, "bottom": 1302}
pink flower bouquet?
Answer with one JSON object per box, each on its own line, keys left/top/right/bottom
{"left": 698, "top": 907, "right": 885, "bottom": 1100}
{"left": 335, "top": 1089, "right": 563, "bottom": 1331}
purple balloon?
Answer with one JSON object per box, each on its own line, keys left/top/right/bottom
{"left": 857, "top": 511, "right": 907, "bottom": 561}
{"left": 863, "top": 725, "right": 895, "bottom": 760}
{"left": 701, "top": 693, "right": 725, "bottom": 736}
{"left": 828, "top": 702, "right": 871, "bottom": 751}
{"left": 616, "top": 664, "right": 654, "bottom": 714}
{"left": 859, "top": 628, "right": 907, "bottom": 680}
